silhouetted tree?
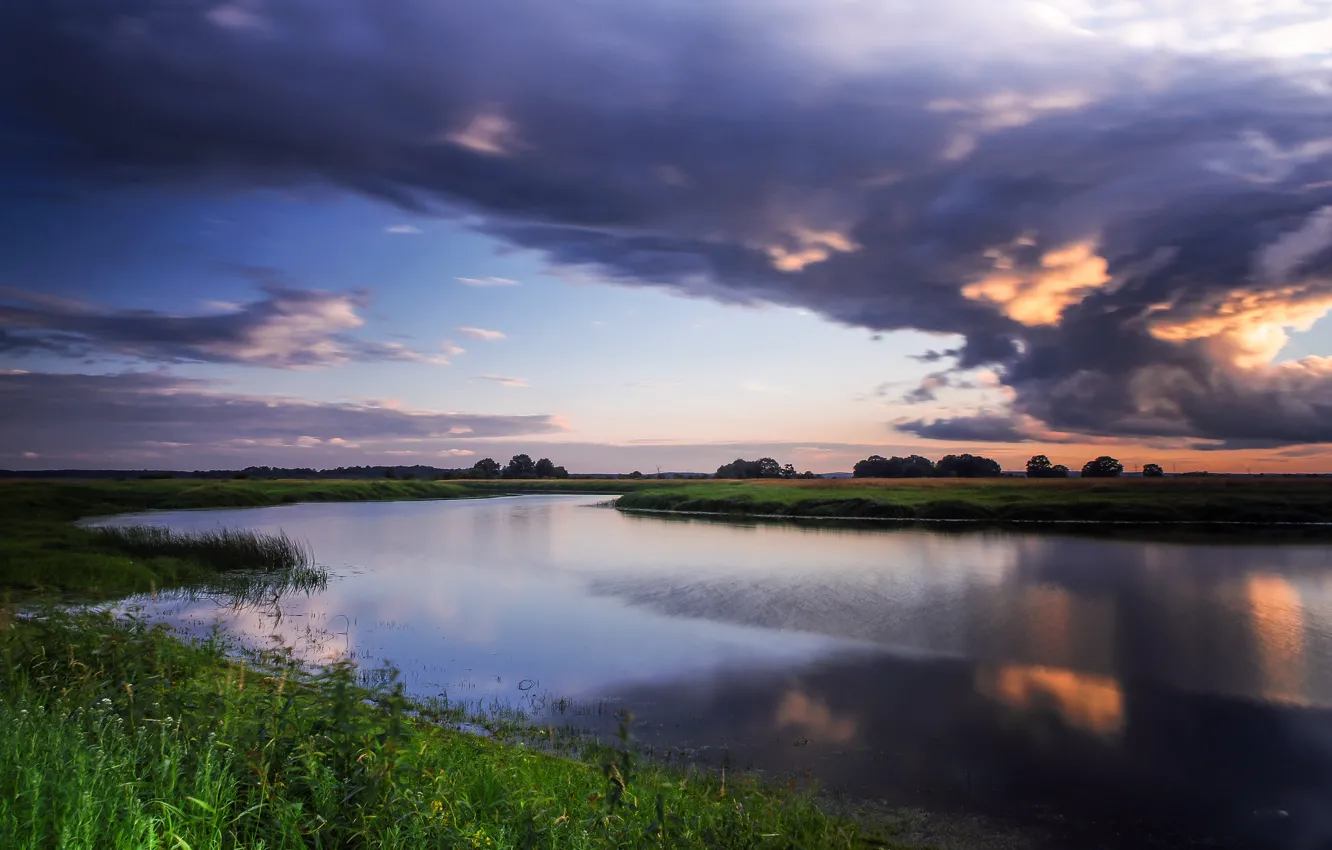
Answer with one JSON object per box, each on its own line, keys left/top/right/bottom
{"left": 1050, "top": 464, "right": 1070, "bottom": 478}
{"left": 629, "top": 470, "right": 643, "bottom": 479}
{"left": 534, "top": 458, "right": 556, "bottom": 478}
{"left": 853, "top": 454, "right": 936, "bottom": 478}
{"left": 1081, "top": 456, "right": 1124, "bottom": 478}
{"left": 1142, "top": 463, "right": 1165, "bottom": 478}
{"left": 1026, "top": 455, "right": 1053, "bottom": 478}
{"left": 503, "top": 454, "right": 537, "bottom": 478}
{"left": 715, "top": 457, "right": 786, "bottom": 479}
{"left": 852, "top": 455, "right": 891, "bottom": 477}
{"left": 781, "top": 463, "right": 797, "bottom": 479}
{"left": 936, "top": 453, "right": 1002, "bottom": 478}
{"left": 551, "top": 465, "right": 570, "bottom": 479}
{"left": 472, "top": 457, "right": 501, "bottom": 478}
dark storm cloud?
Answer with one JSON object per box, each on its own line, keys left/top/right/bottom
{"left": 0, "top": 371, "right": 564, "bottom": 462}
{"left": 4, "top": 0, "right": 1332, "bottom": 444}
{"left": 895, "top": 414, "right": 1035, "bottom": 444}
{"left": 0, "top": 283, "right": 449, "bottom": 368}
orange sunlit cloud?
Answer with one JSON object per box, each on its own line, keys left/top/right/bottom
{"left": 766, "top": 228, "right": 859, "bottom": 272}
{"left": 1148, "top": 285, "right": 1332, "bottom": 368}
{"left": 962, "top": 241, "right": 1109, "bottom": 326}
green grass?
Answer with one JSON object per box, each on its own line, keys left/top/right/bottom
{"left": 614, "top": 477, "right": 1332, "bottom": 525}
{"left": 0, "top": 610, "right": 883, "bottom": 849}
{"left": 0, "top": 478, "right": 891, "bottom": 848}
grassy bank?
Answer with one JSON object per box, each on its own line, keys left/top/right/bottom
{"left": 0, "top": 478, "right": 650, "bottom": 596}
{"left": 0, "top": 478, "right": 886, "bottom": 848}
{"left": 614, "top": 477, "right": 1332, "bottom": 525}
{"left": 0, "top": 610, "right": 878, "bottom": 849}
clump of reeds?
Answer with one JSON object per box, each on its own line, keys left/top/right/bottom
{"left": 93, "top": 525, "right": 314, "bottom": 573}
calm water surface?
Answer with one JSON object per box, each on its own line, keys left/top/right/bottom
{"left": 95, "top": 495, "right": 1332, "bottom": 847}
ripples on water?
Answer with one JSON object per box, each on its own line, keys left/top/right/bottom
{"left": 93, "top": 495, "right": 1332, "bottom": 848}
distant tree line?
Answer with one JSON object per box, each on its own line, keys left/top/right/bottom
{"left": 467, "top": 454, "right": 569, "bottom": 479}
{"left": 848, "top": 453, "right": 1168, "bottom": 479}
{"left": 192, "top": 456, "right": 575, "bottom": 482}
{"left": 1029, "top": 455, "right": 1162, "bottom": 478}
{"left": 714, "top": 457, "right": 819, "bottom": 479}
{"left": 853, "top": 453, "right": 1002, "bottom": 478}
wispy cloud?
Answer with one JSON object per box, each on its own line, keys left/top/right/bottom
{"left": 439, "top": 448, "right": 475, "bottom": 456}
{"left": 0, "top": 371, "right": 563, "bottom": 464}
{"left": 458, "top": 327, "right": 506, "bottom": 341}
{"left": 0, "top": 281, "right": 450, "bottom": 369}
{"left": 205, "top": 3, "right": 266, "bottom": 31}
{"left": 442, "top": 340, "right": 466, "bottom": 356}
{"left": 456, "top": 276, "right": 519, "bottom": 287}
{"left": 477, "top": 374, "right": 529, "bottom": 388}
{"left": 385, "top": 224, "right": 422, "bottom": 234}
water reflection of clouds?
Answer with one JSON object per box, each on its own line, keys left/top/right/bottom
{"left": 1245, "top": 574, "right": 1308, "bottom": 707}
{"left": 976, "top": 665, "right": 1125, "bottom": 737}
{"left": 774, "top": 689, "right": 859, "bottom": 745}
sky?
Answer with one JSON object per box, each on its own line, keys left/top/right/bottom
{"left": 3, "top": 0, "right": 1332, "bottom": 474}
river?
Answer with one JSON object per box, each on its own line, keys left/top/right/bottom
{"left": 92, "top": 494, "right": 1332, "bottom": 848}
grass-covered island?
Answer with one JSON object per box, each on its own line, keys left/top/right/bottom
{"left": 0, "top": 479, "right": 887, "bottom": 849}
{"left": 614, "top": 476, "right": 1332, "bottom": 525}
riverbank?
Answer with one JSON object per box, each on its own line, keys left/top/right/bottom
{"left": 0, "top": 478, "right": 648, "bottom": 595}
{"left": 0, "top": 480, "right": 889, "bottom": 848}
{"left": 0, "top": 609, "right": 881, "bottom": 849}
{"left": 613, "top": 478, "right": 1332, "bottom": 525}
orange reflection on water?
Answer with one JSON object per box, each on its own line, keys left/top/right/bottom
{"left": 773, "top": 689, "right": 858, "bottom": 744}
{"left": 1245, "top": 574, "right": 1308, "bottom": 706}
{"left": 977, "top": 664, "right": 1125, "bottom": 736}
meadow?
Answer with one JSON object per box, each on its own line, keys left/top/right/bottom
{"left": 614, "top": 476, "right": 1332, "bottom": 525}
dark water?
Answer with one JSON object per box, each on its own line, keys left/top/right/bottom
{"left": 95, "top": 495, "right": 1332, "bottom": 848}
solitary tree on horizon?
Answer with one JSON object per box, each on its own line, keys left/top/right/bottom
{"left": 1081, "top": 456, "right": 1124, "bottom": 478}
{"left": 1142, "top": 463, "right": 1165, "bottom": 478}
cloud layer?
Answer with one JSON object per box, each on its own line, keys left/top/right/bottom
{"left": 4, "top": 1, "right": 1332, "bottom": 444}
{"left": 0, "top": 371, "right": 564, "bottom": 464}
{"left": 0, "top": 281, "right": 447, "bottom": 368}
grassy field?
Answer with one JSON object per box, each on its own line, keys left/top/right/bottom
{"left": 0, "top": 477, "right": 891, "bottom": 848}
{"left": 0, "top": 610, "right": 881, "bottom": 849}
{"left": 614, "top": 477, "right": 1332, "bottom": 525}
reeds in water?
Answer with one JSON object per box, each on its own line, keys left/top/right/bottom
{"left": 93, "top": 525, "right": 315, "bottom": 573}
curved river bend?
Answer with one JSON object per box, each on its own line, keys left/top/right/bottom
{"left": 95, "top": 494, "right": 1332, "bottom": 848}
